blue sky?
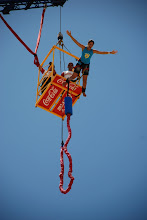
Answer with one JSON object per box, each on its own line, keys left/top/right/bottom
{"left": 0, "top": 0, "right": 147, "bottom": 219}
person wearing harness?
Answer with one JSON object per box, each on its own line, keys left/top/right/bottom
{"left": 61, "top": 62, "right": 74, "bottom": 79}
{"left": 62, "top": 30, "right": 118, "bottom": 97}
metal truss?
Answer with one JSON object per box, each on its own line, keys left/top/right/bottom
{"left": 0, "top": 0, "right": 67, "bottom": 14}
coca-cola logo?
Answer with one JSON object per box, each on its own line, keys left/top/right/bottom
{"left": 43, "top": 86, "right": 58, "bottom": 106}
{"left": 57, "top": 78, "right": 78, "bottom": 91}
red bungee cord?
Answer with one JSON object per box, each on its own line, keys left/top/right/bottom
{"left": 59, "top": 114, "right": 74, "bottom": 194}
{"left": 0, "top": 7, "right": 46, "bottom": 67}
{"left": 35, "top": 6, "right": 46, "bottom": 54}
{"left": 0, "top": 13, "right": 35, "bottom": 55}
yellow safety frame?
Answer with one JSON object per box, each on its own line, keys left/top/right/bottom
{"left": 35, "top": 45, "right": 82, "bottom": 119}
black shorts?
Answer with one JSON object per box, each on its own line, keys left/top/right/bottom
{"left": 74, "top": 60, "right": 90, "bottom": 75}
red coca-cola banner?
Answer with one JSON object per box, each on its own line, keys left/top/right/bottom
{"left": 37, "top": 84, "right": 62, "bottom": 110}
{"left": 52, "top": 75, "right": 82, "bottom": 95}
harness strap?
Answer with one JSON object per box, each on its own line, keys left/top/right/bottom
{"left": 82, "top": 87, "right": 86, "bottom": 93}
{"left": 67, "top": 80, "right": 70, "bottom": 97}
{"left": 75, "top": 59, "right": 89, "bottom": 71}
{"left": 68, "top": 68, "right": 87, "bottom": 98}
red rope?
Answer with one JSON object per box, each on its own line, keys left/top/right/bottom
{"left": 59, "top": 114, "right": 74, "bottom": 194}
{"left": 35, "top": 7, "right": 46, "bottom": 54}
{"left": 0, "top": 14, "right": 35, "bottom": 56}
{"left": 0, "top": 7, "right": 46, "bottom": 69}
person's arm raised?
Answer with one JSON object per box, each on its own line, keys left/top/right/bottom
{"left": 93, "top": 49, "right": 118, "bottom": 54}
{"left": 66, "top": 30, "right": 85, "bottom": 50}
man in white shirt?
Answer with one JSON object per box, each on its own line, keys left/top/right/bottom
{"left": 61, "top": 62, "right": 74, "bottom": 79}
